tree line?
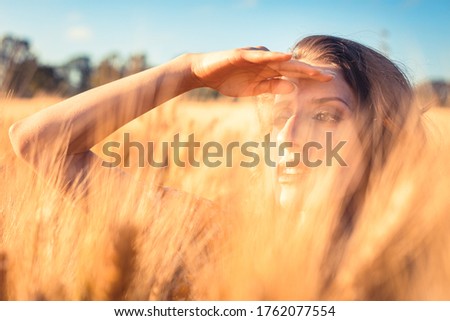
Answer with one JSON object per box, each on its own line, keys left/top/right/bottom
{"left": 0, "top": 34, "right": 148, "bottom": 98}
{"left": 0, "top": 34, "right": 448, "bottom": 105}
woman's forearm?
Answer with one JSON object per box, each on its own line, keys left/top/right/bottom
{"left": 9, "top": 53, "right": 200, "bottom": 159}
{"left": 9, "top": 47, "right": 330, "bottom": 165}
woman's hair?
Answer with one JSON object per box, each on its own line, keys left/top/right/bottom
{"left": 285, "top": 35, "right": 425, "bottom": 230}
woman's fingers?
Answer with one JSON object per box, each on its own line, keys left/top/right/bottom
{"left": 237, "top": 49, "right": 335, "bottom": 81}
{"left": 269, "top": 60, "right": 335, "bottom": 81}
{"left": 238, "top": 48, "right": 292, "bottom": 64}
{"left": 278, "top": 69, "right": 335, "bottom": 81}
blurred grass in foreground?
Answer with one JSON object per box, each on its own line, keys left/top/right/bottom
{"left": 0, "top": 95, "right": 449, "bottom": 300}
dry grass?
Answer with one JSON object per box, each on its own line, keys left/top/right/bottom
{"left": 0, "top": 94, "right": 450, "bottom": 300}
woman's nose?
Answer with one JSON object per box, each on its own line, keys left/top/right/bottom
{"left": 276, "top": 115, "right": 298, "bottom": 147}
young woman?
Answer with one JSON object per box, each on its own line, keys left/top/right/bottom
{"left": 8, "top": 35, "right": 425, "bottom": 299}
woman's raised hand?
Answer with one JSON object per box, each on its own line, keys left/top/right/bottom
{"left": 189, "top": 47, "right": 334, "bottom": 97}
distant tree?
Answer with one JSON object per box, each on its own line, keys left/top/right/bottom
{"left": 90, "top": 53, "right": 122, "bottom": 88}
{"left": 186, "top": 87, "right": 222, "bottom": 101}
{"left": 0, "top": 35, "right": 37, "bottom": 97}
{"left": 27, "top": 65, "right": 64, "bottom": 96}
{"left": 123, "top": 54, "right": 148, "bottom": 77}
{"left": 431, "top": 80, "right": 449, "bottom": 107}
{"left": 379, "top": 29, "right": 390, "bottom": 57}
{"left": 0, "top": 34, "right": 158, "bottom": 98}
{"left": 415, "top": 80, "right": 450, "bottom": 108}
{"left": 57, "top": 56, "right": 92, "bottom": 96}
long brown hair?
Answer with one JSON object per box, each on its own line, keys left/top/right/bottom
{"left": 285, "top": 36, "right": 426, "bottom": 295}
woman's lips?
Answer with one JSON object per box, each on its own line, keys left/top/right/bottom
{"left": 277, "top": 163, "right": 307, "bottom": 184}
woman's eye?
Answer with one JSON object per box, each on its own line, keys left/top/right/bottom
{"left": 313, "top": 111, "right": 342, "bottom": 123}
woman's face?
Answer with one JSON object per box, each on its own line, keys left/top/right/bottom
{"left": 271, "top": 68, "right": 365, "bottom": 210}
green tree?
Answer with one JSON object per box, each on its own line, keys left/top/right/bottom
{"left": 0, "top": 35, "right": 37, "bottom": 97}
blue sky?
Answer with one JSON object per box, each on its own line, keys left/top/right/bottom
{"left": 0, "top": 0, "right": 449, "bottom": 83}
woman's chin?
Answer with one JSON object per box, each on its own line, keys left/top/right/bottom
{"left": 278, "top": 184, "right": 302, "bottom": 210}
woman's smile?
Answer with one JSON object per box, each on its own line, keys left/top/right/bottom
{"left": 276, "top": 154, "right": 309, "bottom": 184}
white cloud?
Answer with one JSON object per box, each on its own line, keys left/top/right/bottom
{"left": 66, "top": 26, "right": 93, "bottom": 42}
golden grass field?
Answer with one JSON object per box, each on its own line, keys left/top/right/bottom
{"left": 1, "top": 94, "right": 450, "bottom": 300}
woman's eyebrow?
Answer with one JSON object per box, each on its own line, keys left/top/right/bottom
{"left": 312, "top": 97, "right": 352, "bottom": 110}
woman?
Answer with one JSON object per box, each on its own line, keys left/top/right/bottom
{"left": 8, "top": 35, "right": 417, "bottom": 204}
{"left": 8, "top": 35, "right": 425, "bottom": 299}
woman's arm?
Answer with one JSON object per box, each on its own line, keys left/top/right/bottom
{"left": 9, "top": 54, "right": 198, "bottom": 159}
{"left": 8, "top": 48, "right": 333, "bottom": 189}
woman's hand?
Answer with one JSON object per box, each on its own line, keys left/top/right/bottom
{"left": 189, "top": 47, "right": 334, "bottom": 97}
